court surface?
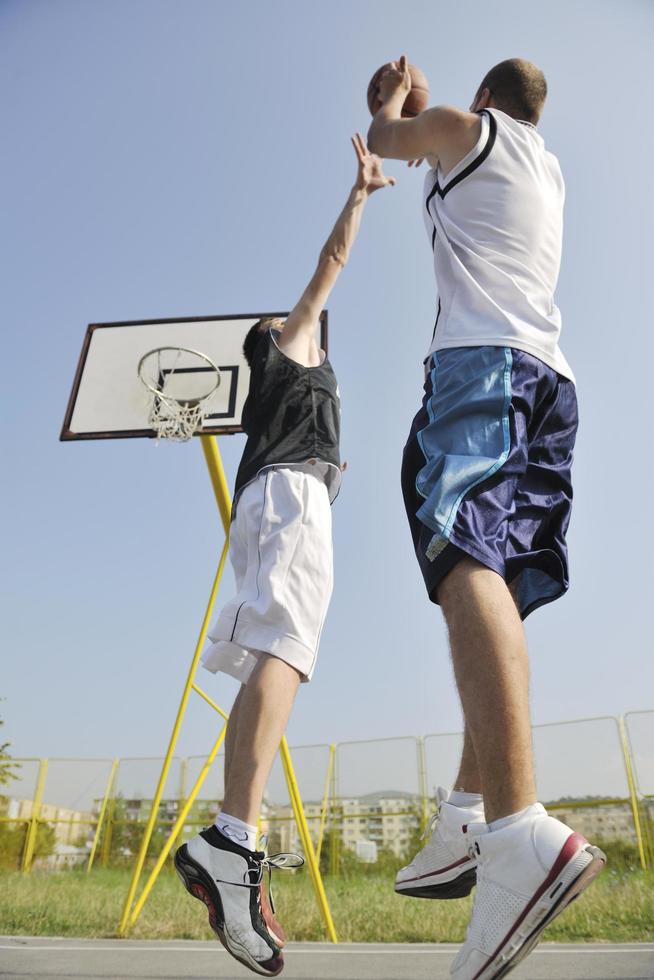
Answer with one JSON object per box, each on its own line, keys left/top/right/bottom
{"left": 1, "top": 937, "right": 653, "bottom": 980}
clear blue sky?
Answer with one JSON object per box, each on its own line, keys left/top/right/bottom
{"left": 2, "top": 0, "right": 652, "bottom": 798}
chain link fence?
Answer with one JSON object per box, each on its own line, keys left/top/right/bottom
{"left": 2, "top": 712, "right": 652, "bottom": 874}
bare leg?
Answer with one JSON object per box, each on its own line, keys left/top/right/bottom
{"left": 223, "top": 684, "right": 245, "bottom": 790}
{"left": 453, "top": 724, "right": 483, "bottom": 795}
{"left": 438, "top": 558, "right": 536, "bottom": 823}
{"left": 222, "top": 655, "right": 301, "bottom": 826}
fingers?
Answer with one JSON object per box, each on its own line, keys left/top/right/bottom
{"left": 355, "top": 132, "right": 367, "bottom": 157}
{"left": 386, "top": 175, "right": 397, "bottom": 186}
{"left": 399, "top": 54, "right": 408, "bottom": 73}
{"left": 351, "top": 135, "right": 365, "bottom": 164}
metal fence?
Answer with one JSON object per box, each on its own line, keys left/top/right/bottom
{"left": 1, "top": 712, "right": 652, "bottom": 875}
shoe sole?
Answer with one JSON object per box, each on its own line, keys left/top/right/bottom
{"left": 395, "top": 866, "right": 477, "bottom": 899}
{"left": 174, "top": 844, "right": 284, "bottom": 977}
{"left": 470, "top": 839, "right": 606, "bottom": 980}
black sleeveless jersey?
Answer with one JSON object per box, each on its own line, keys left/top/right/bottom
{"left": 234, "top": 330, "right": 341, "bottom": 498}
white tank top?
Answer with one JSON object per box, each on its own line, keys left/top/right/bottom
{"left": 423, "top": 108, "right": 574, "bottom": 382}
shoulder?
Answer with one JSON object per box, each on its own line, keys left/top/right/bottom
{"left": 420, "top": 105, "right": 482, "bottom": 137}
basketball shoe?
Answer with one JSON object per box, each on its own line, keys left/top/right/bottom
{"left": 175, "top": 827, "right": 287, "bottom": 976}
{"left": 451, "top": 804, "right": 606, "bottom": 979}
{"left": 395, "top": 787, "right": 484, "bottom": 899}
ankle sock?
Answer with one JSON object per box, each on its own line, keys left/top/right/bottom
{"left": 488, "top": 802, "right": 540, "bottom": 832}
{"left": 449, "top": 790, "right": 484, "bottom": 808}
{"left": 214, "top": 811, "right": 258, "bottom": 851}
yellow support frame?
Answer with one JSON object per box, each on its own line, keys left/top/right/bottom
{"left": 21, "top": 759, "right": 48, "bottom": 873}
{"left": 118, "top": 436, "right": 337, "bottom": 941}
{"left": 315, "top": 744, "right": 335, "bottom": 864}
{"left": 87, "top": 758, "right": 119, "bottom": 873}
{"left": 618, "top": 717, "right": 648, "bottom": 870}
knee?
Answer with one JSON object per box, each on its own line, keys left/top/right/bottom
{"left": 437, "top": 557, "right": 505, "bottom": 621}
{"left": 438, "top": 557, "right": 481, "bottom": 606}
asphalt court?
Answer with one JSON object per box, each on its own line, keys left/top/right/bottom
{"left": 1, "top": 938, "right": 653, "bottom": 980}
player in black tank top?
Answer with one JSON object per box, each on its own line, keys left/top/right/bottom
{"left": 176, "top": 136, "right": 396, "bottom": 978}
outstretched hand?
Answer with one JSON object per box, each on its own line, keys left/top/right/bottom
{"left": 377, "top": 54, "right": 412, "bottom": 106}
{"left": 351, "top": 132, "right": 396, "bottom": 193}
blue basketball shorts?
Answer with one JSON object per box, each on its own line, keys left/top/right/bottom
{"left": 401, "top": 346, "right": 579, "bottom": 619}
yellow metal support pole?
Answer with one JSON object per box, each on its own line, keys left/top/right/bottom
{"left": 22, "top": 759, "right": 49, "bottom": 873}
{"left": 87, "top": 758, "right": 119, "bottom": 873}
{"left": 315, "top": 744, "right": 335, "bottom": 864}
{"left": 417, "top": 736, "right": 430, "bottom": 832}
{"left": 179, "top": 758, "right": 188, "bottom": 807}
{"left": 121, "top": 435, "right": 338, "bottom": 941}
{"left": 279, "top": 737, "right": 338, "bottom": 943}
{"left": 191, "top": 683, "right": 230, "bottom": 720}
{"left": 118, "top": 533, "right": 231, "bottom": 935}
{"left": 329, "top": 745, "right": 340, "bottom": 877}
{"left": 201, "top": 435, "right": 232, "bottom": 533}
{"left": 618, "top": 717, "right": 648, "bottom": 870}
{"left": 127, "top": 719, "right": 229, "bottom": 928}
{"left": 101, "top": 783, "right": 118, "bottom": 868}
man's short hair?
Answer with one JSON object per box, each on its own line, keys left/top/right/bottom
{"left": 242, "top": 318, "right": 276, "bottom": 368}
{"left": 477, "top": 58, "right": 547, "bottom": 124}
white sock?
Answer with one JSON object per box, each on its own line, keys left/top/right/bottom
{"left": 488, "top": 802, "right": 540, "bottom": 832}
{"left": 214, "top": 811, "right": 258, "bottom": 851}
{"left": 449, "top": 790, "right": 484, "bottom": 808}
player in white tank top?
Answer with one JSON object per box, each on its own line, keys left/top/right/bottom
{"left": 368, "top": 58, "right": 603, "bottom": 980}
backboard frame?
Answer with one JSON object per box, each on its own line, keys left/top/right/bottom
{"left": 60, "top": 311, "right": 329, "bottom": 441}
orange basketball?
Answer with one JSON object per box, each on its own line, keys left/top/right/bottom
{"left": 367, "top": 62, "right": 430, "bottom": 118}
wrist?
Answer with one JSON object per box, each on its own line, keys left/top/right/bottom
{"left": 350, "top": 184, "right": 369, "bottom": 203}
{"left": 378, "top": 90, "right": 404, "bottom": 119}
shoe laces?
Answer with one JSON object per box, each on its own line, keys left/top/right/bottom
{"left": 214, "top": 847, "right": 304, "bottom": 916}
{"left": 421, "top": 806, "right": 442, "bottom": 841}
{"left": 259, "top": 850, "right": 304, "bottom": 914}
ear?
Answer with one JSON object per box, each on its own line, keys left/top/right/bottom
{"left": 474, "top": 87, "right": 492, "bottom": 111}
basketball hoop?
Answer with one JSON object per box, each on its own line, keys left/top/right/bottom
{"left": 137, "top": 346, "right": 221, "bottom": 442}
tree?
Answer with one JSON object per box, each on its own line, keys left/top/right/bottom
{"left": 0, "top": 710, "right": 19, "bottom": 796}
{"left": 0, "top": 708, "right": 24, "bottom": 869}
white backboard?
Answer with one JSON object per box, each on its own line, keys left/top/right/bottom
{"left": 61, "top": 312, "right": 328, "bottom": 440}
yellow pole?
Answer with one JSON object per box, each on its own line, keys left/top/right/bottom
{"left": 22, "top": 759, "right": 49, "bottom": 873}
{"left": 201, "top": 435, "right": 232, "bottom": 534}
{"left": 417, "top": 736, "right": 430, "bottom": 832}
{"left": 279, "top": 737, "right": 338, "bottom": 943}
{"left": 101, "top": 781, "right": 118, "bottom": 869}
{"left": 191, "top": 683, "right": 230, "bottom": 720}
{"left": 618, "top": 717, "right": 648, "bottom": 870}
{"left": 329, "top": 745, "right": 340, "bottom": 877}
{"left": 87, "top": 758, "right": 119, "bottom": 873}
{"left": 179, "top": 758, "right": 188, "bottom": 807}
{"left": 316, "top": 745, "right": 335, "bottom": 864}
{"left": 118, "top": 533, "right": 230, "bottom": 935}
{"left": 127, "top": 719, "right": 229, "bottom": 928}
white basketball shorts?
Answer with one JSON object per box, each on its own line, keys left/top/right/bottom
{"left": 202, "top": 467, "right": 334, "bottom": 684}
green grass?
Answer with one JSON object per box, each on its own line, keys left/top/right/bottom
{"left": 0, "top": 864, "right": 652, "bottom": 943}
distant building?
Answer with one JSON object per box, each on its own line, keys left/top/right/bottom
{"left": 269, "top": 792, "right": 421, "bottom": 857}
{"left": 85, "top": 791, "right": 649, "bottom": 864}
{"left": 5, "top": 798, "right": 93, "bottom": 847}
{"left": 547, "top": 799, "right": 648, "bottom": 844}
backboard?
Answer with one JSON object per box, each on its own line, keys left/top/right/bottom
{"left": 60, "top": 312, "right": 328, "bottom": 441}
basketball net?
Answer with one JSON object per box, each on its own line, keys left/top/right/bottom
{"left": 137, "top": 347, "right": 221, "bottom": 443}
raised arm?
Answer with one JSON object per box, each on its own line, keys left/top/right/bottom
{"left": 277, "top": 134, "right": 395, "bottom": 367}
{"left": 367, "top": 55, "right": 481, "bottom": 173}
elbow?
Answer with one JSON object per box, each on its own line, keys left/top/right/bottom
{"left": 367, "top": 119, "right": 382, "bottom": 155}
{"left": 319, "top": 249, "right": 346, "bottom": 269}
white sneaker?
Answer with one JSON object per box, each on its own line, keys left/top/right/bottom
{"left": 451, "top": 803, "right": 606, "bottom": 979}
{"left": 395, "top": 787, "right": 484, "bottom": 899}
{"left": 174, "top": 827, "right": 284, "bottom": 976}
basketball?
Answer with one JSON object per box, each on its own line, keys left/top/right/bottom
{"left": 367, "top": 62, "right": 430, "bottom": 118}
